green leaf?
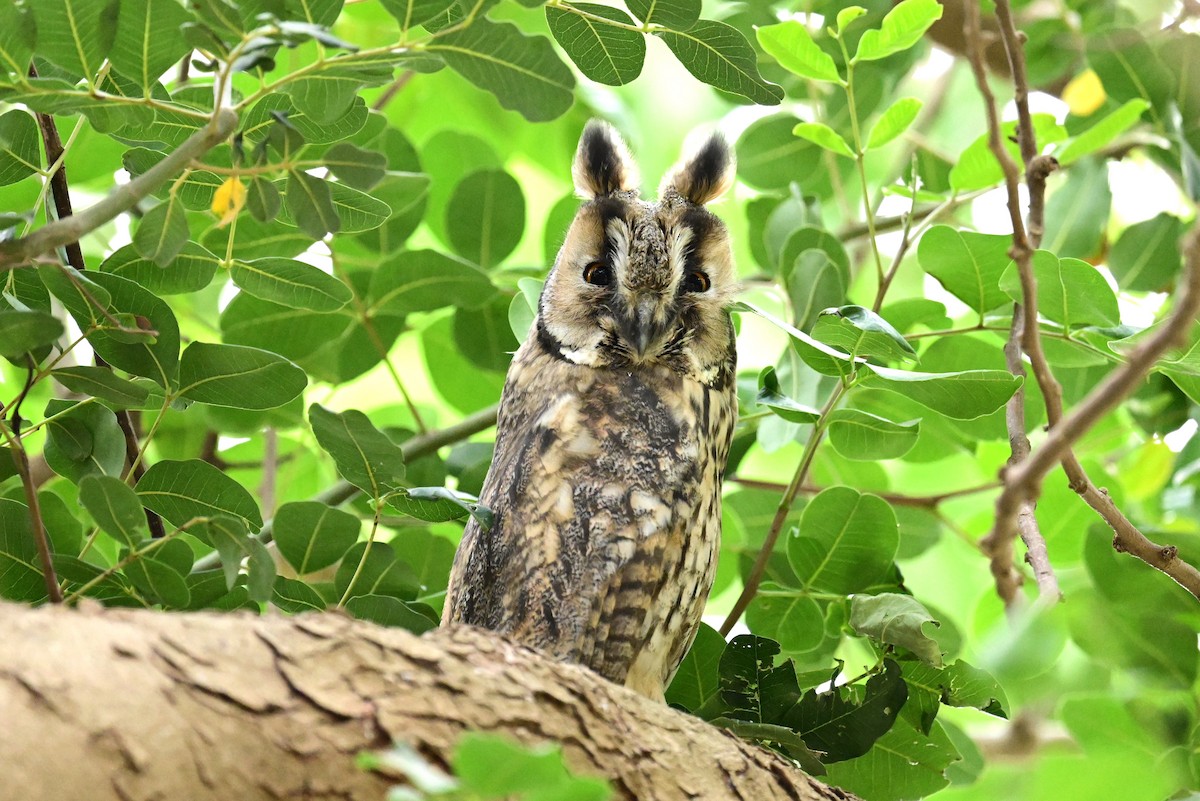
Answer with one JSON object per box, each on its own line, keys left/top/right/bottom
{"left": 788, "top": 486, "right": 898, "bottom": 593}
{"left": 836, "top": 6, "right": 867, "bottom": 33}
{"left": 50, "top": 366, "right": 151, "bottom": 408}
{"left": 137, "top": 459, "right": 263, "bottom": 530}
{"left": 78, "top": 475, "right": 148, "bottom": 548}
{"left": 823, "top": 718, "right": 959, "bottom": 801}
{"left": 998, "top": 251, "right": 1120, "bottom": 328}
{"left": 456, "top": 295, "right": 520, "bottom": 372}
{"left": 430, "top": 20, "right": 575, "bottom": 122}
{"left": 791, "top": 659, "right": 909, "bottom": 762}
{"left": 850, "top": 593, "right": 942, "bottom": 666}
{"left": 810, "top": 305, "right": 916, "bottom": 364}
{"left": 109, "top": 0, "right": 193, "bottom": 86}
{"left": 756, "top": 366, "right": 821, "bottom": 423}
{"left": 0, "top": 5, "right": 36, "bottom": 86}
{"left": 445, "top": 170, "right": 525, "bottom": 269}
{"left": 379, "top": 0, "right": 457, "bottom": 29}
{"left": 246, "top": 538, "right": 276, "bottom": 603}
{"left": 178, "top": 342, "right": 307, "bottom": 410}
{"left": 507, "top": 277, "right": 543, "bottom": 342}
{"left": 272, "top": 576, "right": 328, "bottom": 613}
{"left": 0, "top": 110, "right": 41, "bottom": 186}
{"left": 273, "top": 501, "right": 361, "bottom": 574}
{"left": 866, "top": 96, "right": 923, "bottom": 149}
{"left": 1041, "top": 157, "right": 1112, "bottom": 260}
{"left": 735, "top": 115, "right": 825, "bottom": 192}
{"left": 285, "top": 169, "right": 340, "bottom": 239}
{"left": 853, "top": 0, "right": 943, "bottom": 63}
{"left": 132, "top": 197, "right": 189, "bottom": 267}
{"left": 546, "top": 4, "right": 645, "bottom": 86}
{"left": 792, "top": 122, "right": 855, "bottom": 158}
{"left": 657, "top": 21, "right": 784, "bottom": 105}
{"left": 827, "top": 410, "right": 919, "bottom": 461}
{"left": 335, "top": 541, "right": 420, "bottom": 601}
{"left": 309, "top": 404, "right": 406, "bottom": 498}
{"left": 124, "top": 554, "right": 191, "bottom": 608}
{"left": 939, "top": 660, "right": 1008, "bottom": 717}
{"left": 625, "top": 0, "right": 698, "bottom": 30}
{"left": 1108, "top": 213, "right": 1184, "bottom": 292}
{"left": 43, "top": 400, "right": 126, "bottom": 483}
{"left": 756, "top": 21, "right": 841, "bottom": 83}
{"left": 712, "top": 718, "right": 826, "bottom": 776}
{"left": 221, "top": 293, "right": 352, "bottom": 361}
{"left": 279, "top": 179, "right": 391, "bottom": 233}
{"left": 246, "top": 176, "right": 282, "bottom": 222}
{"left": 287, "top": 76, "right": 364, "bottom": 127}
{"left": 916, "top": 225, "right": 1013, "bottom": 316}
{"left": 0, "top": 498, "right": 46, "bottom": 602}
{"left": 665, "top": 623, "right": 726, "bottom": 713}
{"left": 745, "top": 583, "right": 826, "bottom": 653}
{"left": 322, "top": 142, "right": 387, "bottom": 190}
{"left": 948, "top": 114, "right": 1067, "bottom": 191}
{"left": 191, "top": 515, "right": 251, "bottom": 591}
{"left": 0, "top": 309, "right": 62, "bottom": 360}
{"left": 720, "top": 633, "right": 787, "bottom": 724}
{"left": 1057, "top": 99, "right": 1150, "bottom": 165}
{"left": 865, "top": 365, "right": 1022, "bottom": 419}
{"left": 453, "top": 733, "right": 611, "bottom": 801}
{"left": 388, "top": 487, "right": 493, "bottom": 529}
{"left": 734, "top": 301, "right": 859, "bottom": 378}
{"left": 99, "top": 242, "right": 219, "bottom": 295}
{"left": 352, "top": 173, "right": 429, "bottom": 253}
{"left": 30, "top": 0, "right": 119, "bottom": 80}
{"left": 344, "top": 594, "right": 438, "bottom": 632}
{"left": 369, "top": 249, "right": 497, "bottom": 316}
{"left": 230, "top": 258, "right": 353, "bottom": 311}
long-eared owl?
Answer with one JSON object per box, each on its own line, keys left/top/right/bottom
{"left": 442, "top": 121, "right": 739, "bottom": 700}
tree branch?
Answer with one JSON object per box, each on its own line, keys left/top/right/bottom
{"left": 0, "top": 602, "right": 855, "bottom": 801}
{"left": 962, "top": 0, "right": 1060, "bottom": 607}
{"left": 967, "top": 0, "right": 1200, "bottom": 603}
{"left": 191, "top": 404, "right": 500, "bottom": 572}
{"left": 0, "top": 108, "right": 238, "bottom": 269}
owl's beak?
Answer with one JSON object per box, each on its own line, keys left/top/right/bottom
{"left": 628, "top": 295, "right": 662, "bottom": 358}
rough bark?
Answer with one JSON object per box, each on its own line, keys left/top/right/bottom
{"left": 0, "top": 602, "right": 856, "bottom": 801}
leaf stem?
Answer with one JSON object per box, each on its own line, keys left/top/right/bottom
{"left": 719, "top": 383, "right": 846, "bottom": 635}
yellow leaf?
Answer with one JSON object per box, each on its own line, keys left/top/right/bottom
{"left": 1062, "top": 69, "right": 1107, "bottom": 117}
{"left": 212, "top": 177, "right": 246, "bottom": 227}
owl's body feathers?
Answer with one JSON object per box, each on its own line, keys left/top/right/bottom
{"left": 443, "top": 122, "right": 738, "bottom": 699}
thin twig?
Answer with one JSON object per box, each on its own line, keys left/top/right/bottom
{"left": 728, "top": 477, "right": 1002, "bottom": 508}
{"left": 371, "top": 70, "right": 414, "bottom": 111}
{"left": 190, "top": 403, "right": 500, "bottom": 572}
{"left": 964, "top": 0, "right": 1061, "bottom": 607}
{"left": 1, "top": 379, "right": 63, "bottom": 603}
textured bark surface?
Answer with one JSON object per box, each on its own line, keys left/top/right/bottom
{"left": 1, "top": 602, "right": 857, "bottom": 801}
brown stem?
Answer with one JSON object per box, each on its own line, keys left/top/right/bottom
{"left": 728, "top": 477, "right": 1002, "bottom": 509}
{"left": 371, "top": 70, "right": 414, "bottom": 111}
{"left": 964, "top": 0, "right": 1061, "bottom": 608}
{"left": 32, "top": 95, "right": 166, "bottom": 540}
{"left": 3, "top": 374, "right": 62, "bottom": 604}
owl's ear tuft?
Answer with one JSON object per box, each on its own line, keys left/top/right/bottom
{"left": 660, "top": 133, "right": 735, "bottom": 205}
{"left": 573, "top": 120, "right": 640, "bottom": 198}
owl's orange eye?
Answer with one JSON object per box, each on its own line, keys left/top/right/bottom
{"left": 583, "top": 261, "right": 611, "bottom": 286}
{"left": 684, "top": 271, "right": 710, "bottom": 293}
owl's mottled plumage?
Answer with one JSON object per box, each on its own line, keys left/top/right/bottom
{"left": 443, "top": 122, "right": 738, "bottom": 699}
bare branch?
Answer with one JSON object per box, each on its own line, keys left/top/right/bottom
{"left": 963, "top": 0, "right": 1060, "bottom": 606}
{"left": 988, "top": 225, "right": 1200, "bottom": 600}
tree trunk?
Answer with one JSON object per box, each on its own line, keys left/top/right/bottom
{"left": 0, "top": 602, "right": 857, "bottom": 801}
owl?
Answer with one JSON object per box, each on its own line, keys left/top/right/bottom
{"left": 442, "top": 121, "right": 739, "bottom": 700}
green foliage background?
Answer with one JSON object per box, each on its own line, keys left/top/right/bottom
{"left": 1, "top": 0, "right": 1200, "bottom": 799}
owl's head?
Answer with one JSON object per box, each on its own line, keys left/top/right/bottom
{"left": 536, "top": 121, "right": 738, "bottom": 387}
